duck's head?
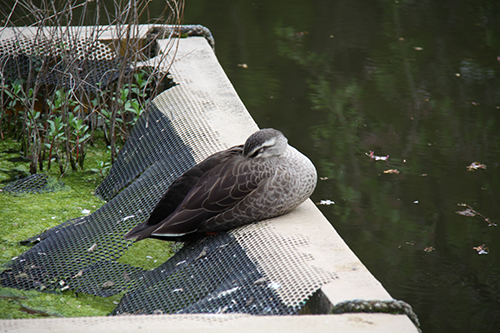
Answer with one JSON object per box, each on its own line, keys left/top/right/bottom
{"left": 243, "top": 128, "right": 288, "bottom": 158}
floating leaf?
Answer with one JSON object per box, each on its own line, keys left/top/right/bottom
{"left": 384, "top": 169, "right": 400, "bottom": 174}
{"left": 423, "top": 246, "right": 435, "bottom": 252}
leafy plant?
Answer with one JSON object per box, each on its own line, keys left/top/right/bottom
{"left": 45, "top": 116, "right": 65, "bottom": 173}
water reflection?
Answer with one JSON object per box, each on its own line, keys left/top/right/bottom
{"left": 185, "top": 0, "right": 500, "bottom": 331}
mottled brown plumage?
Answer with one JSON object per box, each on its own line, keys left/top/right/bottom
{"left": 124, "top": 128, "right": 317, "bottom": 242}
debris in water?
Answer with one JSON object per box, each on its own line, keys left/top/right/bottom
{"left": 466, "top": 162, "right": 486, "bottom": 171}
{"left": 384, "top": 169, "right": 400, "bottom": 174}
{"left": 423, "top": 246, "right": 435, "bottom": 252}
{"left": 317, "top": 199, "right": 335, "bottom": 206}
{"left": 473, "top": 244, "right": 489, "bottom": 255}
{"left": 456, "top": 204, "right": 496, "bottom": 226}
{"left": 456, "top": 208, "right": 476, "bottom": 217}
{"left": 366, "top": 151, "right": 389, "bottom": 161}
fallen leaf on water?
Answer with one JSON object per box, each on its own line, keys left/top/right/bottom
{"left": 473, "top": 244, "right": 489, "bottom": 255}
{"left": 384, "top": 169, "right": 400, "bottom": 174}
{"left": 237, "top": 63, "right": 248, "bottom": 69}
{"left": 466, "top": 162, "right": 486, "bottom": 171}
{"left": 423, "top": 246, "right": 435, "bottom": 252}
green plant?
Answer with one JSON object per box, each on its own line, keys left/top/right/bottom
{"left": 45, "top": 115, "right": 65, "bottom": 173}
{"left": 90, "top": 160, "right": 112, "bottom": 179}
{"left": 68, "top": 112, "right": 91, "bottom": 170}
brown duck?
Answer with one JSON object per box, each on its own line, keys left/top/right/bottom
{"left": 124, "top": 128, "right": 317, "bottom": 242}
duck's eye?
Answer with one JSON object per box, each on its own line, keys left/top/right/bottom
{"left": 249, "top": 148, "right": 263, "bottom": 158}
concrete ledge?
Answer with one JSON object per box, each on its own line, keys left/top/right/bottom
{"left": 1, "top": 313, "right": 418, "bottom": 333}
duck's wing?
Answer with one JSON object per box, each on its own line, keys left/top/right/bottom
{"left": 145, "top": 155, "right": 267, "bottom": 239}
{"left": 124, "top": 145, "right": 243, "bottom": 241}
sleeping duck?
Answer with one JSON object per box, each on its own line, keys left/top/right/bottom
{"left": 124, "top": 128, "right": 317, "bottom": 242}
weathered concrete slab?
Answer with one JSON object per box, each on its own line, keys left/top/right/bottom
{"left": 0, "top": 313, "right": 418, "bottom": 333}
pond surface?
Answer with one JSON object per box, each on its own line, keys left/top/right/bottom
{"left": 184, "top": 1, "right": 500, "bottom": 332}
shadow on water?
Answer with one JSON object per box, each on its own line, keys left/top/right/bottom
{"left": 185, "top": 0, "right": 500, "bottom": 332}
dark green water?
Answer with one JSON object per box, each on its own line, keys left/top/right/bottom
{"left": 184, "top": 1, "right": 500, "bottom": 332}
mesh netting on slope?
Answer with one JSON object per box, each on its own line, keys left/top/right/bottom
{"left": 2, "top": 174, "right": 66, "bottom": 194}
{"left": 113, "top": 231, "right": 290, "bottom": 315}
{"left": 1, "top": 76, "right": 336, "bottom": 317}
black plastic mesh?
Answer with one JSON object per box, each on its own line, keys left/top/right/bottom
{"left": 113, "top": 233, "right": 296, "bottom": 315}
{"left": 94, "top": 107, "right": 194, "bottom": 202}
{"left": 2, "top": 173, "right": 65, "bottom": 194}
